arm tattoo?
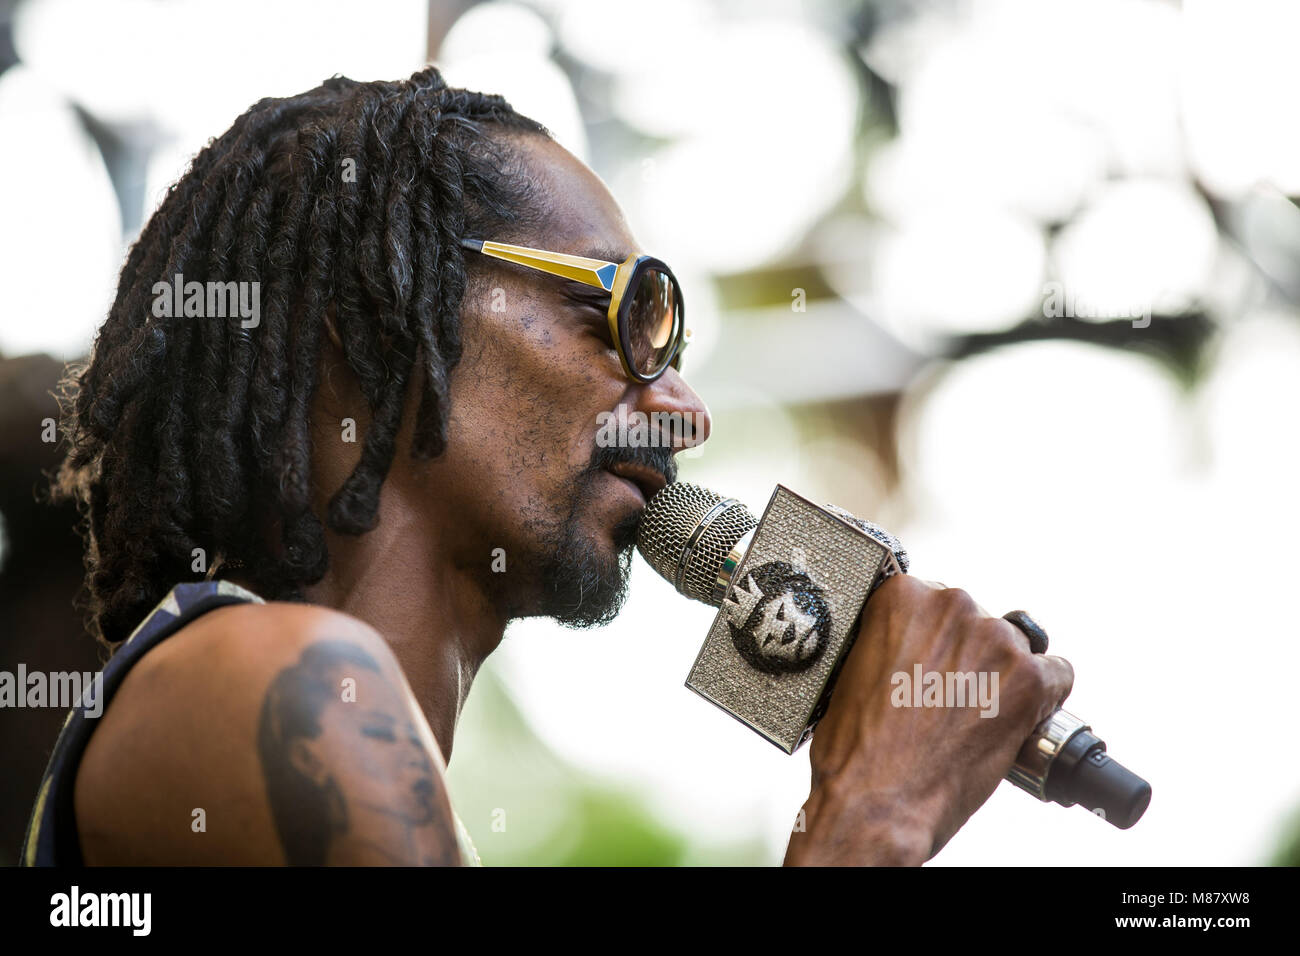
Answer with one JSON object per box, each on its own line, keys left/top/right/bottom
{"left": 257, "top": 640, "right": 461, "bottom": 865}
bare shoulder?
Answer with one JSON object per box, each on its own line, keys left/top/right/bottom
{"left": 75, "top": 600, "right": 463, "bottom": 865}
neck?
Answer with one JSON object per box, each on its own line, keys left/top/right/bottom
{"left": 280, "top": 345, "right": 513, "bottom": 763}
{"left": 296, "top": 499, "right": 509, "bottom": 764}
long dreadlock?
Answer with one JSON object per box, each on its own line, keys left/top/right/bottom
{"left": 53, "top": 67, "right": 551, "bottom": 649}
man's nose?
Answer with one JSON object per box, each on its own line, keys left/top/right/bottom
{"left": 632, "top": 367, "right": 713, "bottom": 451}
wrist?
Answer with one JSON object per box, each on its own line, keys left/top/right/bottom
{"left": 785, "top": 774, "right": 935, "bottom": 867}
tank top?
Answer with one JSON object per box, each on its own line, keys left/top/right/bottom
{"left": 21, "top": 579, "right": 481, "bottom": 866}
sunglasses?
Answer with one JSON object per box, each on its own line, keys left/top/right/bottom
{"left": 459, "top": 238, "right": 689, "bottom": 383}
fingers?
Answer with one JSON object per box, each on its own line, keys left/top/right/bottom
{"left": 875, "top": 575, "right": 1074, "bottom": 715}
{"left": 990, "top": 615, "right": 1036, "bottom": 657}
{"left": 1036, "top": 654, "right": 1074, "bottom": 712}
{"left": 982, "top": 617, "right": 1073, "bottom": 726}
{"left": 929, "top": 581, "right": 994, "bottom": 619}
{"left": 916, "top": 581, "right": 1046, "bottom": 655}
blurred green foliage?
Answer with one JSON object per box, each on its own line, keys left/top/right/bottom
{"left": 1268, "top": 804, "right": 1300, "bottom": 867}
{"left": 445, "top": 660, "right": 769, "bottom": 867}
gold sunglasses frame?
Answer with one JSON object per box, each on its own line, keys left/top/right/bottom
{"left": 459, "top": 238, "right": 688, "bottom": 383}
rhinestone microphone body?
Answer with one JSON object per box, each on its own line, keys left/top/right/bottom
{"left": 639, "top": 482, "right": 902, "bottom": 753}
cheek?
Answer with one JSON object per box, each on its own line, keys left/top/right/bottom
{"left": 456, "top": 303, "right": 619, "bottom": 480}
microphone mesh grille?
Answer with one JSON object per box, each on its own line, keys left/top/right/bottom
{"left": 636, "top": 482, "right": 758, "bottom": 606}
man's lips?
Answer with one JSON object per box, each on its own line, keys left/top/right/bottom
{"left": 605, "top": 461, "right": 668, "bottom": 503}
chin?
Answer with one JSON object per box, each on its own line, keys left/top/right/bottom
{"left": 538, "top": 513, "right": 637, "bottom": 629}
{"left": 525, "top": 466, "right": 643, "bottom": 628}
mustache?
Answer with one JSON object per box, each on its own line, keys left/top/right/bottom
{"left": 586, "top": 442, "right": 678, "bottom": 490}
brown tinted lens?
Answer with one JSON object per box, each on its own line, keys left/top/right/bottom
{"left": 625, "top": 268, "right": 679, "bottom": 375}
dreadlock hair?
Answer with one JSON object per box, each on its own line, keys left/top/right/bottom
{"left": 52, "top": 66, "right": 551, "bottom": 650}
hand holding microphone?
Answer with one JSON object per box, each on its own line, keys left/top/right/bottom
{"left": 787, "top": 573, "right": 1075, "bottom": 865}
{"left": 636, "top": 482, "right": 1151, "bottom": 864}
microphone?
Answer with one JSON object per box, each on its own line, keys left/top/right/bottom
{"left": 636, "top": 481, "right": 1152, "bottom": 830}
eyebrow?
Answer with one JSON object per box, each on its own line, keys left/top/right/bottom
{"left": 582, "top": 245, "right": 633, "bottom": 265}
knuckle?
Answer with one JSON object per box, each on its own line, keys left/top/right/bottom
{"left": 998, "top": 649, "right": 1048, "bottom": 711}
{"left": 936, "top": 586, "right": 978, "bottom": 617}
{"left": 982, "top": 618, "right": 1030, "bottom": 659}
{"left": 1045, "top": 655, "right": 1075, "bottom": 699}
{"left": 1019, "top": 661, "right": 1049, "bottom": 700}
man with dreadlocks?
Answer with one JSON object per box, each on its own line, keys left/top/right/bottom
{"left": 23, "top": 67, "right": 1073, "bottom": 866}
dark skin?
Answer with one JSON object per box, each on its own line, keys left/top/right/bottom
{"left": 74, "top": 133, "right": 1073, "bottom": 865}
